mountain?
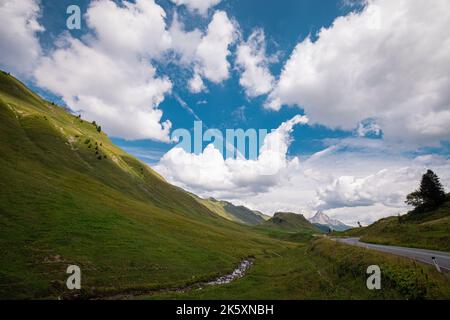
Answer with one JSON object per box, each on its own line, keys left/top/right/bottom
{"left": 308, "top": 211, "right": 352, "bottom": 232}
{"left": 262, "top": 212, "right": 322, "bottom": 233}
{"left": 193, "top": 196, "right": 270, "bottom": 226}
{"left": 0, "top": 71, "right": 282, "bottom": 299}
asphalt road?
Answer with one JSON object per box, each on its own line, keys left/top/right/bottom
{"left": 332, "top": 237, "right": 450, "bottom": 272}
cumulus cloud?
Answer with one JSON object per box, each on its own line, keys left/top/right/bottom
{"left": 267, "top": 0, "right": 450, "bottom": 145}
{"left": 170, "top": 0, "right": 222, "bottom": 15}
{"left": 315, "top": 167, "right": 421, "bottom": 210}
{"left": 34, "top": 0, "right": 173, "bottom": 141}
{"left": 154, "top": 115, "right": 308, "bottom": 197}
{"left": 196, "top": 137, "right": 450, "bottom": 225}
{"left": 169, "top": 14, "right": 203, "bottom": 65}
{"left": 189, "top": 11, "right": 237, "bottom": 89}
{"left": 86, "top": 0, "right": 171, "bottom": 59}
{"left": 0, "top": 0, "right": 44, "bottom": 75}
{"left": 236, "top": 29, "right": 275, "bottom": 97}
{"left": 169, "top": 10, "right": 237, "bottom": 92}
{"left": 188, "top": 72, "right": 207, "bottom": 93}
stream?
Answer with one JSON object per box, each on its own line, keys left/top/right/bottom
{"left": 92, "top": 259, "right": 254, "bottom": 300}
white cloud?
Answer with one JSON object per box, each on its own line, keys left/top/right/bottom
{"left": 315, "top": 167, "right": 420, "bottom": 210}
{"left": 34, "top": 0, "right": 173, "bottom": 141}
{"left": 86, "top": 0, "right": 171, "bottom": 59}
{"left": 192, "top": 11, "right": 237, "bottom": 85}
{"left": 236, "top": 29, "right": 275, "bottom": 97}
{"left": 170, "top": 0, "right": 222, "bottom": 15}
{"left": 0, "top": 0, "right": 44, "bottom": 75}
{"left": 268, "top": 0, "right": 450, "bottom": 145}
{"left": 188, "top": 72, "right": 206, "bottom": 93}
{"left": 169, "top": 10, "right": 237, "bottom": 92}
{"left": 194, "top": 137, "right": 450, "bottom": 225}
{"left": 324, "top": 204, "right": 400, "bottom": 227}
{"left": 169, "top": 14, "right": 203, "bottom": 65}
{"left": 154, "top": 115, "right": 308, "bottom": 197}
{"left": 35, "top": 37, "right": 172, "bottom": 140}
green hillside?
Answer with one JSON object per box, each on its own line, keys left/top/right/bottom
{"left": 193, "top": 196, "right": 270, "bottom": 226}
{"left": 261, "top": 212, "right": 322, "bottom": 233}
{"left": 0, "top": 71, "right": 283, "bottom": 299}
{"left": 336, "top": 198, "right": 450, "bottom": 251}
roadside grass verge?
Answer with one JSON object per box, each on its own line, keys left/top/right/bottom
{"left": 142, "top": 239, "right": 450, "bottom": 300}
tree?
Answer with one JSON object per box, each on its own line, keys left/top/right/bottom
{"left": 419, "top": 170, "right": 446, "bottom": 207}
{"left": 97, "top": 125, "right": 102, "bottom": 133}
{"left": 405, "top": 170, "right": 446, "bottom": 211}
{"left": 405, "top": 191, "right": 424, "bottom": 207}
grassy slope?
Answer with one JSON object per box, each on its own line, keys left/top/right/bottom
{"left": 194, "top": 197, "right": 270, "bottom": 226}
{"left": 261, "top": 212, "right": 322, "bottom": 233}
{"left": 336, "top": 200, "right": 450, "bottom": 251}
{"left": 254, "top": 212, "right": 323, "bottom": 243}
{"left": 0, "top": 72, "right": 284, "bottom": 299}
{"left": 146, "top": 239, "right": 450, "bottom": 300}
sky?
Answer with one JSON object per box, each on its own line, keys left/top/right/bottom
{"left": 1, "top": 0, "right": 450, "bottom": 225}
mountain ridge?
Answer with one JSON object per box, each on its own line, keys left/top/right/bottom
{"left": 262, "top": 212, "right": 322, "bottom": 233}
{"left": 192, "top": 196, "right": 270, "bottom": 226}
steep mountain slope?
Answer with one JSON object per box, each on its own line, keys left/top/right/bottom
{"left": 0, "top": 71, "right": 282, "bottom": 299}
{"left": 309, "top": 211, "right": 352, "bottom": 231}
{"left": 261, "top": 212, "right": 322, "bottom": 233}
{"left": 193, "top": 197, "right": 270, "bottom": 226}
{"left": 337, "top": 197, "right": 450, "bottom": 251}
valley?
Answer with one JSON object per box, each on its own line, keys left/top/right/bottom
{"left": 0, "top": 71, "right": 449, "bottom": 300}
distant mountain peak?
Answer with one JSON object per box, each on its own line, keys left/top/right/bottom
{"left": 308, "top": 211, "right": 352, "bottom": 231}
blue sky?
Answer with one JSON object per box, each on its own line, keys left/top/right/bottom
{"left": 1, "top": 0, "right": 449, "bottom": 224}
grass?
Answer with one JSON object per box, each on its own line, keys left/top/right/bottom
{"left": 144, "top": 239, "right": 450, "bottom": 300}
